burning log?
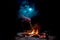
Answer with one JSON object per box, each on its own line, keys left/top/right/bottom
{"left": 16, "top": 32, "right": 47, "bottom": 40}
{"left": 16, "top": 31, "right": 56, "bottom": 40}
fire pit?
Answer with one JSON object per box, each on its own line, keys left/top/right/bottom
{"left": 15, "top": 32, "right": 47, "bottom": 40}
{"left": 15, "top": 32, "right": 56, "bottom": 40}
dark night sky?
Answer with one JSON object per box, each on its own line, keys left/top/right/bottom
{"left": 8, "top": 0, "right": 58, "bottom": 40}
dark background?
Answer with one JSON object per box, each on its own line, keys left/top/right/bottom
{"left": 8, "top": 0, "right": 58, "bottom": 40}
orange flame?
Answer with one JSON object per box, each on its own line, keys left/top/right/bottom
{"left": 28, "top": 29, "right": 39, "bottom": 37}
{"left": 23, "top": 23, "right": 40, "bottom": 37}
{"left": 23, "top": 23, "right": 46, "bottom": 38}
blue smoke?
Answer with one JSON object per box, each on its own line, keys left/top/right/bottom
{"left": 18, "top": 0, "right": 38, "bottom": 18}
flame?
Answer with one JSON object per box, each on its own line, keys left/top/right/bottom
{"left": 23, "top": 23, "right": 40, "bottom": 37}
{"left": 28, "top": 29, "right": 39, "bottom": 37}
{"left": 23, "top": 23, "right": 46, "bottom": 38}
{"left": 29, "top": 29, "right": 38, "bottom": 34}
